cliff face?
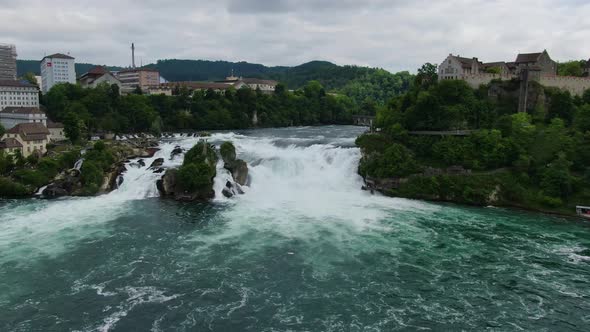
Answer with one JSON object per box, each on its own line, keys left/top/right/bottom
{"left": 487, "top": 80, "right": 547, "bottom": 114}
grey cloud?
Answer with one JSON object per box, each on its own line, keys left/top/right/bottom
{"left": 0, "top": 0, "right": 589, "bottom": 73}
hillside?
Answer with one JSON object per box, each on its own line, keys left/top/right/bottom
{"left": 17, "top": 59, "right": 414, "bottom": 103}
{"left": 17, "top": 60, "right": 123, "bottom": 78}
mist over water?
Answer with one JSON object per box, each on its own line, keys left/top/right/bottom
{"left": 1, "top": 126, "right": 590, "bottom": 331}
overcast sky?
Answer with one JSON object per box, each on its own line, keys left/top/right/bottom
{"left": 1, "top": 0, "right": 589, "bottom": 73}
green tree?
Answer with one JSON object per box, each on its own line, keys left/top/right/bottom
{"left": 558, "top": 60, "right": 585, "bottom": 77}
{"left": 21, "top": 72, "right": 38, "bottom": 85}
{"left": 63, "top": 112, "right": 82, "bottom": 142}
{"left": 415, "top": 63, "right": 438, "bottom": 89}
{"left": 541, "top": 153, "right": 574, "bottom": 199}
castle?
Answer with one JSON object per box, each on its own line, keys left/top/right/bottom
{"left": 438, "top": 50, "right": 590, "bottom": 96}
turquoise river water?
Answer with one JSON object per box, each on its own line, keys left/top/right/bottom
{"left": 1, "top": 126, "right": 590, "bottom": 331}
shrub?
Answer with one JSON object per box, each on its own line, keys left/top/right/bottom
{"left": 177, "top": 162, "right": 216, "bottom": 191}
{"left": 0, "top": 177, "right": 30, "bottom": 197}
{"left": 355, "top": 134, "right": 392, "bottom": 154}
{"left": 12, "top": 169, "right": 50, "bottom": 188}
{"left": 80, "top": 161, "right": 104, "bottom": 193}
{"left": 183, "top": 141, "right": 217, "bottom": 166}
{"left": 220, "top": 142, "right": 236, "bottom": 163}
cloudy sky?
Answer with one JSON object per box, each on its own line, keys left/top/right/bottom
{"left": 1, "top": 0, "right": 589, "bottom": 73}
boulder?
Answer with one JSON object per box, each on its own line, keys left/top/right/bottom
{"left": 157, "top": 168, "right": 215, "bottom": 202}
{"left": 153, "top": 167, "right": 165, "bottom": 174}
{"left": 149, "top": 158, "right": 165, "bottom": 169}
{"left": 225, "top": 159, "right": 248, "bottom": 186}
{"left": 137, "top": 159, "right": 146, "bottom": 167}
{"left": 100, "top": 163, "right": 127, "bottom": 193}
{"left": 42, "top": 184, "right": 70, "bottom": 199}
{"left": 144, "top": 148, "right": 160, "bottom": 158}
{"left": 170, "top": 146, "right": 183, "bottom": 159}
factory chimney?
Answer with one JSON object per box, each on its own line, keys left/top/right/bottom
{"left": 131, "top": 43, "right": 136, "bottom": 68}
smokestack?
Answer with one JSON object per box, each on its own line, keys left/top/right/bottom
{"left": 131, "top": 43, "right": 136, "bottom": 68}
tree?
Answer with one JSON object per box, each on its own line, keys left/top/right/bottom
{"left": 0, "top": 123, "right": 4, "bottom": 137}
{"left": 415, "top": 63, "right": 438, "bottom": 89}
{"left": 63, "top": 112, "right": 82, "bottom": 142}
{"left": 541, "top": 153, "right": 574, "bottom": 199}
{"left": 574, "top": 104, "right": 590, "bottom": 133}
{"left": 21, "top": 72, "right": 38, "bottom": 85}
{"left": 558, "top": 61, "right": 585, "bottom": 77}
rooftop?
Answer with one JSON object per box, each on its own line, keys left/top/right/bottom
{"left": 6, "top": 122, "right": 50, "bottom": 136}
{"left": 0, "top": 107, "right": 45, "bottom": 115}
{"left": 0, "top": 137, "right": 23, "bottom": 149}
{"left": 47, "top": 120, "right": 64, "bottom": 128}
{"left": 515, "top": 52, "right": 544, "bottom": 64}
{"left": 0, "top": 80, "right": 37, "bottom": 88}
{"left": 159, "top": 82, "right": 232, "bottom": 90}
{"left": 118, "top": 67, "right": 159, "bottom": 73}
{"left": 42, "top": 53, "right": 75, "bottom": 61}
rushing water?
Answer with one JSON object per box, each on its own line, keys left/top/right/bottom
{"left": 1, "top": 126, "right": 590, "bottom": 331}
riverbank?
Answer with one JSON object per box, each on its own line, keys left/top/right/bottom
{"left": 0, "top": 137, "right": 159, "bottom": 199}
{"left": 357, "top": 135, "right": 589, "bottom": 219}
{"left": 2, "top": 126, "right": 590, "bottom": 331}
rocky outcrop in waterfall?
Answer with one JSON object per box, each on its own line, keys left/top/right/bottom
{"left": 157, "top": 141, "right": 218, "bottom": 202}
{"left": 220, "top": 142, "right": 249, "bottom": 186}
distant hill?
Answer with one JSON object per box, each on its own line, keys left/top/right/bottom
{"left": 17, "top": 58, "right": 414, "bottom": 103}
{"left": 17, "top": 60, "right": 124, "bottom": 78}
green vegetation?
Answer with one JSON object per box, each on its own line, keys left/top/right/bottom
{"left": 177, "top": 141, "right": 217, "bottom": 193}
{"left": 357, "top": 66, "right": 590, "bottom": 215}
{"left": 42, "top": 81, "right": 357, "bottom": 136}
{"left": 0, "top": 148, "right": 80, "bottom": 197}
{"left": 16, "top": 59, "right": 123, "bottom": 77}
{"left": 78, "top": 141, "right": 116, "bottom": 195}
{"left": 557, "top": 60, "right": 588, "bottom": 77}
{"left": 20, "top": 58, "right": 413, "bottom": 106}
{"left": 220, "top": 141, "right": 236, "bottom": 163}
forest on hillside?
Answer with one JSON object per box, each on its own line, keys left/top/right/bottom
{"left": 17, "top": 59, "right": 413, "bottom": 104}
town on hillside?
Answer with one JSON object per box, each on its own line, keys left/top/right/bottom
{"left": 1, "top": 42, "right": 590, "bottom": 158}
{"left": 0, "top": 43, "right": 278, "bottom": 158}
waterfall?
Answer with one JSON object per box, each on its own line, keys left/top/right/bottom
{"left": 74, "top": 158, "right": 84, "bottom": 171}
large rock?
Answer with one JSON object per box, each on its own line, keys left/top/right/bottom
{"left": 222, "top": 180, "right": 245, "bottom": 198}
{"left": 170, "top": 146, "right": 183, "bottom": 159}
{"left": 157, "top": 168, "right": 215, "bottom": 202}
{"left": 100, "top": 163, "right": 127, "bottom": 193}
{"left": 220, "top": 141, "right": 249, "bottom": 186}
{"left": 225, "top": 160, "right": 248, "bottom": 186}
{"left": 149, "top": 158, "right": 165, "bottom": 169}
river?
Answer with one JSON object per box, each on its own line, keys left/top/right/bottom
{"left": 1, "top": 125, "right": 590, "bottom": 331}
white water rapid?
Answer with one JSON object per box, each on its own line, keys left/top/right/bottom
{"left": 0, "top": 127, "right": 435, "bottom": 265}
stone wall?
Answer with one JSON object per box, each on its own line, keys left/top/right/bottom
{"left": 462, "top": 73, "right": 513, "bottom": 88}
{"left": 540, "top": 75, "right": 590, "bottom": 96}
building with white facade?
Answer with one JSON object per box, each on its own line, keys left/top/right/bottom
{"left": 0, "top": 80, "right": 40, "bottom": 111}
{"left": 47, "top": 120, "right": 66, "bottom": 141}
{"left": 40, "top": 53, "right": 76, "bottom": 93}
{"left": 0, "top": 44, "right": 17, "bottom": 80}
{"left": 1, "top": 122, "right": 50, "bottom": 157}
{"left": 0, "top": 107, "right": 47, "bottom": 129}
